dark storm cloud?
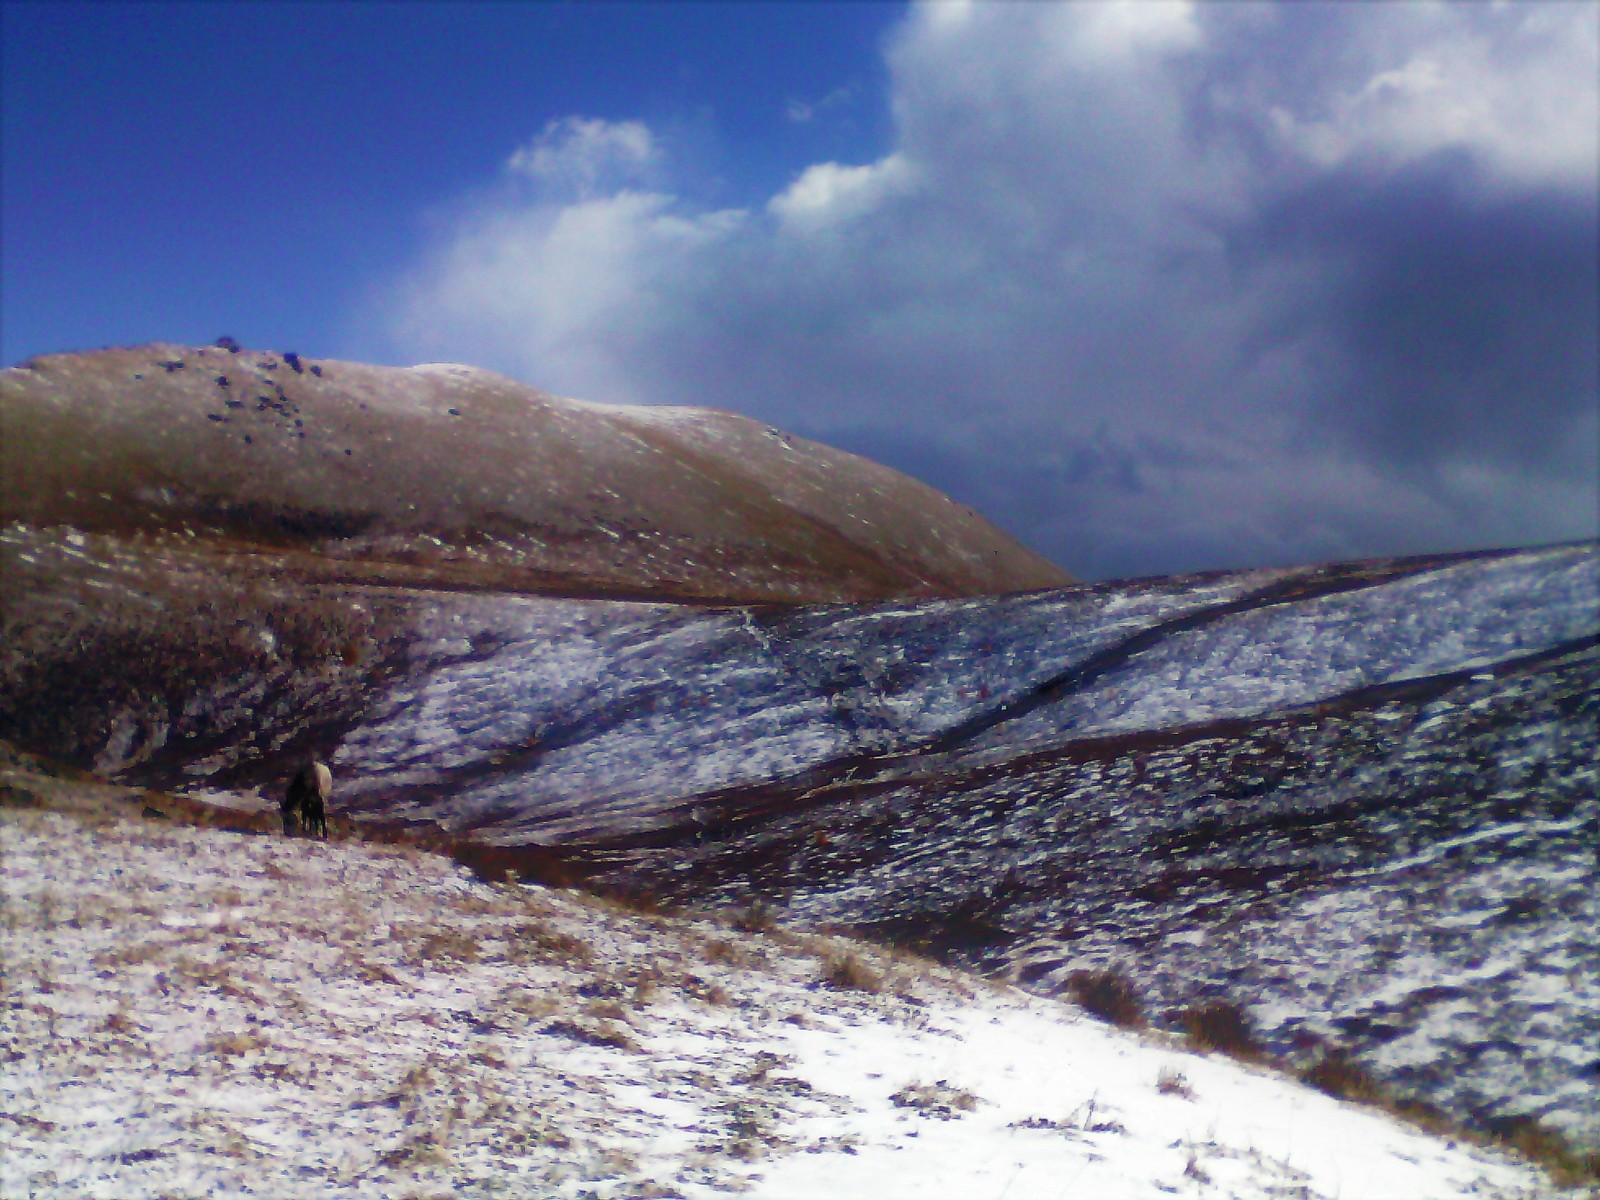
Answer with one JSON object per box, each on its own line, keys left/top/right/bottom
{"left": 374, "top": 2, "right": 1598, "bottom": 579}
{"left": 1238, "top": 154, "right": 1599, "bottom": 473}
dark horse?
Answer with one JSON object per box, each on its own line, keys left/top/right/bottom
{"left": 282, "top": 761, "right": 332, "bottom": 838}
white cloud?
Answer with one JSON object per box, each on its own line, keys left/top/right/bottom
{"left": 367, "top": 4, "right": 1598, "bottom": 579}
{"left": 506, "top": 117, "right": 662, "bottom": 198}
{"left": 768, "top": 154, "right": 917, "bottom": 233}
{"left": 1268, "top": 2, "right": 1599, "bottom": 189}
{"left": 785, "top": 84, "right": 856, "bottom": 125}
{"left": 391, "top": 190, "right": 743, "bottom": 404}
{"left": 1067, "top": 0, "right": 1201, "bottom": 62}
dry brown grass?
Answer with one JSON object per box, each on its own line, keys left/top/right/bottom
{"left": 1300, "top": 1050, "right": 1384, "bottom": 1104}
{"left": 821, "top": 950, "right": 883, "bottom": 994}
{"left": 890, "top": 1080, "right": 979, "bottom": 1119}
{"left": 345, "top": 954, "right": 406, "bottom": 986}
{"left": 497, "top": 986, "right": 562, "bottom": 1023}
{"left": 169, "top": 956, "right": 262, "bottom": 1003}
{"left": 628, "top": 965, "right": 665, "bottom": 1006}
{"left": 415, "top": 930, "right": 482, "bottom": 965}
{"left": 469, "top": 1044, "right": 509, "bottom": 1070}
{"left": 1495, "top": 1122, "right": 1600, "bottom": 1189}
{"left": 545, "top": 1016, "right": 638, "bottom": 1052}
{"left": 677, "top": 973, "right": 732, "bottom": 1006}
{"left": 583, "top": 997, "right": 632, "bottom": 1024}
{"left": 204, "top": 1028, "right": 271, "bottom": 1058}
{"left": 9, "top": 792, "right": 1586, "bottom": 1197}
{"left": 503, "top": 918, "right": 592, "bottom": 966}
{"left": 1065, "top": 967, "right": 1145, "bottom": 1029}
{"left": 1156, "top": 1065, "right": 1194, "bottom": 1099}
{"left": 1177, "top": 1001, "right": 1263, "bottom": 1061}
{"left": 95, "top": 939, "right": 170, "bottom": 968}
{"left": 729, "top": 899, "right": 778, "bottom": 934}
{"left": 702, "top": 937, "right": 758, "bottom": 968}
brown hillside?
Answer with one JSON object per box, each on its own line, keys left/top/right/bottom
{"left": 1, "top": 342, "right": 1071, "bottom": 603}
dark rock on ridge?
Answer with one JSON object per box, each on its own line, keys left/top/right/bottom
{"left": 1, "top": 342, "right": 1070, "bottom": 604}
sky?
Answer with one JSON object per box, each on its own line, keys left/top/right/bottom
{"left": 4, "top": 1, "right": 1596, "bottom": 582}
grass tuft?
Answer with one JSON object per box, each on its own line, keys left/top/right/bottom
{"left": 702, "top": 938, "right": 744, "bottom": 965}
{"left": 1301, "top": 1049, "right": 1383, "bottom": 1103}
{"left": 504, "top": 919, "right": 592, "bottom": 965}
{"left": 1177, "top": 1001, "right": 1262, "bottom": 1061}
{"left": 821, "top": 950, "right": 883, "bottom": 993}
{"left": 205, "top": 1027, "right": 270, "bottom": 1058}
{"left": 1296, "top": 1048, "right": 1600, "bottom": 1188}
{"left": 730, "top": 899, "right": 778, "bottom": 933}
{"left": 1156, "top": 1065, "right": 1194, "bottom": 1099}
{"left": 1066, "top": 967, "right": 1144, "bottom": 1028}
{"left": 891, "top": 1080, "right": 979, "bottom": 1119}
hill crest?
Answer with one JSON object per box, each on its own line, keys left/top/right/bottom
{"left": 1, "top": 342, "right": 1072, "bottom": 603}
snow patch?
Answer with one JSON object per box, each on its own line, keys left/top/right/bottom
{"left": 0, "top": 807, "right": 1553, "bottom": 1200}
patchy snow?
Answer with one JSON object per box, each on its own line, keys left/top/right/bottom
{"left": 326, "top": 568, "right": 1297, "bottom": 837}
{"left": 958, "top": 544, "right": 1598, "bottom": 761}
{"left": 583, "top": 398, "right": 724, "bottom": 427}
{"left": 320, "top": 544, "right": 1597, "bottom": 847}
{"left": 1, "top": 807, "right": 1556, "bottom": 1199}
{"left": 408, "top": 363, "right": 487, "bottom": 376}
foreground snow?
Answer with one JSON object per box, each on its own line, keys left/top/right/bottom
{"left": 1, "top": 807, "right": 1558, "bottom": 1199}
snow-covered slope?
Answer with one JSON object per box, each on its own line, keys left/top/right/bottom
{"left": 4, "top": 511, "right": 1595, "bottom": 1164}
{"left": 0, "top": 801, "right": 1558, "bottom": 1200}
{"left": 306, "top": 542, "right": 1594, "bottom": 843}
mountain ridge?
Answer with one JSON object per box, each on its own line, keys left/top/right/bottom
{"left": 1, "top": 342, "right": 1071, "bottom": 604}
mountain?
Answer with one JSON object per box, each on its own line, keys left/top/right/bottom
{"left": 0, "top": 342, "right": 1070, "bottom": 604}
{"left": 3, "top": 341, "right": 1596, "bottom": 1175}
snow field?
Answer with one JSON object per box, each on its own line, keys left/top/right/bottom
{"left": 1, "top": 807, "right": 1556, "bottom": 1199}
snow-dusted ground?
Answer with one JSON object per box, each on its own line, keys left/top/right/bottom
{"left": 1, "top": 806, "right": 1561, "bottom": 1199}
{"left": 318, "top": 542, "right": 1596, "bottom": 843}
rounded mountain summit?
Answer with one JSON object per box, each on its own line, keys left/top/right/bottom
{"left": 2, "top": 343, "right": 1072, "bottom": 603}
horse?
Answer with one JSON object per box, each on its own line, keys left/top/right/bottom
{"left": 281, "top": 760, "right": 332, "bottom": 838}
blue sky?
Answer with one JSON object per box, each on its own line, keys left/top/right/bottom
{"left": 4, "top": 1, "right": 1596, "bottom": 580}
{"left": 3, "top": 2, "right": 898, "bottom": 362}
